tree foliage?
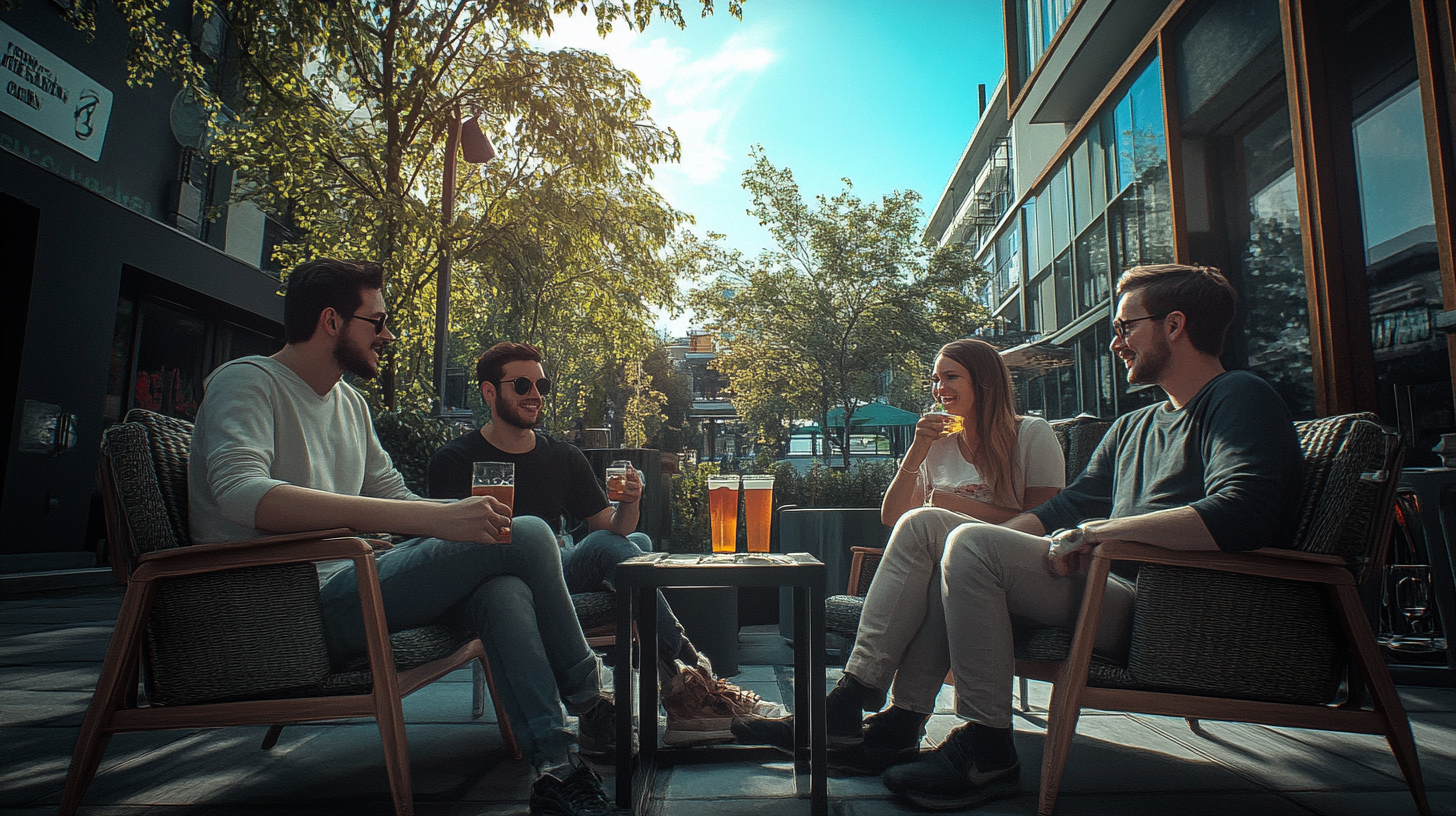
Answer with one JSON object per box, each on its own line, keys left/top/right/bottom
{"left": 76, "top": 0, "right": 738, "bottom": 426}
{"left": 687, "top": 147, "right": 991, "bottom": 466}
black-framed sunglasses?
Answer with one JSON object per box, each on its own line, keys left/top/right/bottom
{"left": 347, "top": 313, "right": 388, "bottom": 335}
{"left": 1112, "top": 312, "right": 1168, "bottom": 339}
{"left": 498, "top": 376, "right": 553, "bottom": 396}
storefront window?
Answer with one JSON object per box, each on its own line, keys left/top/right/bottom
{"left": 133, "top": 301, "right": 208, "bottom": 421}
{"left": 1354, "top": 81, "right": 1450, "bottom": 462}
{"left": 1241, "top": 107, "right": 1314, "bottom": 419}
{"left": 1075, "top": 219, "right": 1110, "bottom": 314}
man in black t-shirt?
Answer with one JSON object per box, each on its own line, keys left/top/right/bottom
{"left": 428, "top": 342, "right": 781, "bottom": 748}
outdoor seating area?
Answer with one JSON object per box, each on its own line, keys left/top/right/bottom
{"left": 1, "top": 585, "right": 1453, "bottom": 815}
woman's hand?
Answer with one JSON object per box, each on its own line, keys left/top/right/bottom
{"left": 914, "top": 412, "right": 953, "bottom": 444}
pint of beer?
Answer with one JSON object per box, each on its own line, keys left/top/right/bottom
{"left": 706, "top": 475, "right": 741, "bottom": 553}
{"left": 472, "top": 462, "right": 515, "bottom": 543}
{"left": 606, "top": 460, "right": 633, "bottom": 501}
{"left": 741, "top": 474, "right": 774, "bottom": 553}
{"left": 930, "top": 403, "right": 964, "bottom": 435}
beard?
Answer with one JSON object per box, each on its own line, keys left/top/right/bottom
{"left": 494, "top": 397, "right": 540, "bottom": 430}
{"left": 1125, "top": 335, "right": 1171, "bottom": 384}
{"left": 333, "top": 334, "right": 380, "bottom": 379}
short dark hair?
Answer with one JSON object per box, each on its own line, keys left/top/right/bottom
{"left": 475, "top": 342, "right": 544, "bottom": 388}
{"left": 282, "top": 258, "right": 385, "bottom": 344}
{"left": 1116, "top": 264, "right": 1237, "bottom": 357}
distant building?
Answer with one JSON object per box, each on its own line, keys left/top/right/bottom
{"left": 670, "top": 330, "right": 741, "bottom": 461}
{"left": 925, "top": 0, "right": 1454, "bottom": 464}
{"left": 2, "top": 6, "right": 285, "bottom": 569}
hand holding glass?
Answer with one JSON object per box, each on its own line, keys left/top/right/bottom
{"left": 472, "top": 462, "right": 515, "bottom": 543}
{"left": 928, "top": 402, "right": 964, "bottom": 434}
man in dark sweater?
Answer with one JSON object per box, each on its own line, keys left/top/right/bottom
{"left": 866, "top": 265, "right": 1305, "bottom": 810}
{"left": 427, "top": 342, "right": 780, "bottom": 748}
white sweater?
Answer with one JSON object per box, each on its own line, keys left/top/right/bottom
{"left": 188, "top": 356, "right": 416, "bottom": 544}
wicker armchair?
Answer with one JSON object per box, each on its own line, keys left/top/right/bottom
{"left": 821, "top": 412, "right": 1427, "bottom": 815}
{"left": 62, "top": 409, "right": 518, "bottom": 816}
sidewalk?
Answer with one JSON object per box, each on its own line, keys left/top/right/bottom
{"left": 2, "top": 585, "right": 1453, "bottom": 815}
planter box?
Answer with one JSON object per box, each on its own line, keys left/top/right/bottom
{"left": 777, "top": 507, "right": 890, "bottom": 645}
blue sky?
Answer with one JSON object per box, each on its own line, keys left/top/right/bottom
{"left": 534, "top": 0, "right": 1007, "bottom": 334}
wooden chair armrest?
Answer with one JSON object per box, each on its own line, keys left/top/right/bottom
{"left": 1091, "top": 540, "right": 1355, "bottom": 586}
{"left": 846, "top": 546, "right": 887, "bottom": 595}
{"left": 132, "top": 528, "right": 369, "bottom": 582}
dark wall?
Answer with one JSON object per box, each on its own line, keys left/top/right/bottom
{"left": 0, "top": 5, "right": 196, "bottom": 232}
{"left": 0, "top": 152, "right": 282, "bottom": 557}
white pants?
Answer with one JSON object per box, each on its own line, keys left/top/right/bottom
{"left": 844, "top": 507, "right": 1135, "bottom": 728}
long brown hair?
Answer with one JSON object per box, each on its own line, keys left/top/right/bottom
{"left": 937, "top": 338, "right": 1023, "bottom": 509}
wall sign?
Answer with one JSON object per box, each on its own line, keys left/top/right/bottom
{"left": 0, "top": 21, "right": 112, "bottom": 161}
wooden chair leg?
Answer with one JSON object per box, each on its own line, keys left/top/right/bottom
{"left": 1038, "top": 555, "right": 1113, "bottom": 816}
{"left": 375, "top": 692, "right": 415, "bottom": 816}
{"left": 261, "top": 724, "right": 285, "bottom": 750}
{"left": 60, "top": 582, "right": 153, "bottom": 816}
{"left": 1333, "top": 584, "right": 1431, "bottom": 816}
{"left": 472, "top": 660, "right": 485, "bottom": 719}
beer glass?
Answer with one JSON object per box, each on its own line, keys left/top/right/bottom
{"left": 929, "top": 402, "right": 964, "bottom": 434}
{"left": 706, "top": 475, "right": 741, "bottom": 554}
{"left": 741, "top": 474, "right": 775, "bottom": 553}
{"left": 606, "top": 460, "right": 633, "bottom": 501}
{"left": 472, "top": 462, "right": 515, "bottom": 543}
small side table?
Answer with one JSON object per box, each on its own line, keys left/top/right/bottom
{"left": 613, "top": 552, "right": 828, "bottom": 816}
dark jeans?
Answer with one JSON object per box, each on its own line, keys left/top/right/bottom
{"left": 562, "top": 529, "right": 689, "bottom": 664}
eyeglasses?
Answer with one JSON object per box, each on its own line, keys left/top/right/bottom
{"left": 347, "top": 314, "right": 388, "bottom": 335}
{"left": 1112, "top": 312, "right": 1168, "bottom": 339}
{"left": 498, "top": 376, "right": 553, "bottom": 396}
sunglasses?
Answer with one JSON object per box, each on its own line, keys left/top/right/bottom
{"left": 348, "top": 313, "right": 388, "bottom": 335}
{"left": 497, "top": 376, "right": 553, "bottom": 396}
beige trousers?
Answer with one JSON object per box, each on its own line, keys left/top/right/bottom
{"left": 844, "top": 507, "right": 1135, "bottom": 728}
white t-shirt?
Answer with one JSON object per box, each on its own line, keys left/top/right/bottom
{"left": 917, "top": 415, "right": 1064, "bottom": 509}
{"left": 188, "top": 356, "right": 416, "bottom": 544}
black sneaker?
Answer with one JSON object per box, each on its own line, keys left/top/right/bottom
{"left": 882, "top": 722, "right": 1020, "bottom": 810}
{"left": 729, "top": 673, "right": 883, "bottom": 752}
{"left": 529, "top": 755, "right": 631, "bottom": 816}
{"left": 574, "top": 694, "right": 616, "bottom": 759}
{"left": 830, "top": 706, "right": 929, "bottom": 775}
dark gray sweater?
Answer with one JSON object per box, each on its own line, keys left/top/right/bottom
{"left": 1030, "top": 371, "right": 1304, "bottom": 553}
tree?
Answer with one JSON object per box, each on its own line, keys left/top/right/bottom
{"left": 77, "top": 0, "right": 739, "bottom": 414}
{"left": 688, "top": 147, "right": 991, "bottom": 467}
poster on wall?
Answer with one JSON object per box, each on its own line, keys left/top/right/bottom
{"left": 0, "top": 21, "right": 112, "bottom": 161}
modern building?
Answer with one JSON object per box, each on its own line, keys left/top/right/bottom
{"left": 2, "top": 6, "right": 285, "bottom": 571}
{"left": 925, "top": 0, "right": 1455, "bottom": 465}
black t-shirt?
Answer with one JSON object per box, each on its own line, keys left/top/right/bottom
{"left": 1029, "top": 370, "right": 1304, "bottom": 553}
{"left": 426, "top": 429, "right": 610, "bottom": 533}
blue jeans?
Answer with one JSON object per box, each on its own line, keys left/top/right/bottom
{"left": 319, "top": 515, "right": 599, "bottom": 768}
{"left": 561, "top": 529, "right": 689, "bottom": 664}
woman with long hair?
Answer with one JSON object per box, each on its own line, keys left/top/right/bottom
{"left": 734, "top": 339, "right": 1066, "bottom": 773}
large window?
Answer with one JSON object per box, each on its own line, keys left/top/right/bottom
{"left": 1015, "top": 0, "right": 1077, "bottom": 93}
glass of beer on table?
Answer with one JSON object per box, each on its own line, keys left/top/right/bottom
{"left": 741, "top": 474, "right": 775, "bottom": 553}
{"left": 472, "top": 462, "right": 515, "bottom": 542}
{"left": 706, "top": 475, "right": 741, "bottom": 554}
{"left": 606, "top": 460, "right": 633, "bottom": 501}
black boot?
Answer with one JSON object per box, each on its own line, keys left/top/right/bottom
{"left": 730, "top": 672, "right": 885, "bottom": 752}
{"left": 883, "top": 722, "right": 1019, "bottom": 811}
{"left": 830, "top": 706, "right": 929, "bottom": 774}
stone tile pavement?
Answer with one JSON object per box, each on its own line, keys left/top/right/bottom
{"left": 2, "top": 585, "right": 1452, "bottom": 815}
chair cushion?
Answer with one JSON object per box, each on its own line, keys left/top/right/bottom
{"left": 145, "top": 563, "right": 333, "bottom": 706}
{"left": 123, "top": 409, "right": 195, "bottom": 547}
{"left": 1123, "top": 565, "right": 1344, "bottom": 705}
{"left": 325, "top": 625, "right": 479, "bottom": 694}
{"left": 1290, "top": 413, "right": 1386, "bottom": 564}
{"left": 102, "top": 423, "right": 177, "bottom": 555}
{"left": 573, "top": 591, "right": 616, "bottom": 637}
{"left": 826, "top": 594, "right": 865, "bottom": 639}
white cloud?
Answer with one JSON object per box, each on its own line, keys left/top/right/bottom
{"left": 532, "top": 15, "right": 775, "bottom": 186}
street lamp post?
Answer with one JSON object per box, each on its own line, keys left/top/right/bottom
{"left": 434, "top": 108, "right": 495, "bottom": 416}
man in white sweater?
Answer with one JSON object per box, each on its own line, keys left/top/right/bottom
{"left": 188, "top": 258, "right": 628, "bottom": 816}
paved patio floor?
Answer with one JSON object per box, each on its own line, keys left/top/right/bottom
{"left": 2, "top": 585, "right": 1453, "bottom": 815}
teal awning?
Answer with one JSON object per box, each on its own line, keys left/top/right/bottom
{"left": 825, "top": 403, "right": 919, "bottom": 428}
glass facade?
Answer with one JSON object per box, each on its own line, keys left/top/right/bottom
{"left": 1015, "top": 0, "right": 1077, "bottom": 94}
{"left": 1014, "top": 56, "right": 1173, "bottom": 419}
